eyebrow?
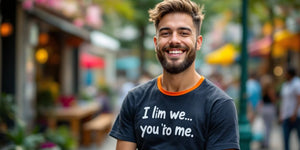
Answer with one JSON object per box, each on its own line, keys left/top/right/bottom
{"left": 178, "top": 27, "right": 192, "bottom": 32}
{"left": 158, "top": 27, "right": 171, "bottom": 33}
{"left": 158, "top": 27, "right": 192, "bottom": 33}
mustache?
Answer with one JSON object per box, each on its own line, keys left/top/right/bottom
{"left": 162, "top": 44, "right": 188, "bottom": 51}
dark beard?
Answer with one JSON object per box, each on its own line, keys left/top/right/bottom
{"left": 156, "top": 43, "right": 196, "bottom": 74}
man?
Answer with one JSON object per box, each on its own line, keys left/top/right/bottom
{"left": 109, "top": 0, "right": 240, "bottom": 149}
{"left": 280, "top": 67, "right": 300, "bottom": 150}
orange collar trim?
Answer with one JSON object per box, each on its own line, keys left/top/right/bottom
{"left": 157, "top": 75, "right": 205, "bottom": 96}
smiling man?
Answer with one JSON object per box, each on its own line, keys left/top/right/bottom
{"left": 109, "top": 0, "right": 240, "bottom": 149}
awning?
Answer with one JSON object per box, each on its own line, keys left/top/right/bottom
{"left": 249, "top": 30, "right": 300, "bottom": 57}
{"left": 205, "top": 44, "right": 238, "bottom": 66}
{"left": 248, "top": 36, "right": 272, "bottom": 57}
{"left": 90, "top": 31, "right": 120, "bottom": 51}
{"left": 116, "top": 56, "right": 140, "bottom": 70}
{"left": 80, "top": 52, "right": 105, "bottom": 69}
{"left": 27, "top": 7, "right": 120, "bottom": 51}
{"left": 27, "top": 7, "right": 90, "bottom": 40}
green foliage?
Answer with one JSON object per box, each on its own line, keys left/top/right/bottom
{"left": 0, "top": 93, "right": 15, "bottom": 126}
{"left": 249, "top": 0, "right": 269, "bottom": 23}
{"left": 5, "top": 121, "right": 45, "bottom": 150}
{"left": 201, "top": 0, "right": 240, "bottom": 14}
{"left": 5, "top": 123, "right": 76, "bottom": 150}
{"left": 36, "top": 90, "right": 55, "bottom": 108}
{"left": 44, "top": 126, "right": 77, "bottom": 150}
{"left": 130, "top": 0, "right": 160, "bottom": 26}
{"left": 94, "top": 0, "right": 135, "bottom": 20}
{"left": 78, "top": 91, "right": 93, "bottom": 101}
{"left": 249, "top": 0, "right": 299, "bottom": 23}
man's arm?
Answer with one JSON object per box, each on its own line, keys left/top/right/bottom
{"left": 116, "top": 140, "right": 137, "bottom": 150}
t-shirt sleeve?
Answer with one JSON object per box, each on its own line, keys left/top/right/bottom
{"left": 206, "top": 99, "right": 240, "bottom": 150}
{"left": 109, "top": 93, "right": 136, "bottom": 143}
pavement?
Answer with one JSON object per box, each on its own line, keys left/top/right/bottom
{"left": 79, "top": 136, "right": 116, "bottom": 150}
{"left": 79, "top": 123, "right": 299, "bottom": 150}
{"left": 251, "top": 123, "right": 298, "bottom": 150}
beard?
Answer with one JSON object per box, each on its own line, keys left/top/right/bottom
{"left": 156, "top": 43, "right": 196, "bottom": 74}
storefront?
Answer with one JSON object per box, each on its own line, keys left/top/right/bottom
{"left": 2, "top": 0, "right": 119, "bottom": 127}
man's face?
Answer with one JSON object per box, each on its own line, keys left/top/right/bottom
{"left": 154, "top": 13, "right": 202, "bottom": 74}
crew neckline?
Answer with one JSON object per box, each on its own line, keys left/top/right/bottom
{"left": 157, "top": 75, "right": 205, "bottom": 96}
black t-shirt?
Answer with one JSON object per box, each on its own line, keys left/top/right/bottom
{"left": 110, "top": 76, "right": 240, "bottom": 150}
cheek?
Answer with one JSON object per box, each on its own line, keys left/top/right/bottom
{"left": 156, "top": 41, "right": 166, "bottom": 53}
{"left": 156, "top": 46, "right": 166, "bottom": 62}
{"left": 156, "top": 38, "right": 170, "bottom": 46}
{"left": 156, "top": 45, "right": 164, "bottom": 56}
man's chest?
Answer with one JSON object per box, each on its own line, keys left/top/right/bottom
{"left": 133, "top": 99, "right": 206, "bottom": 140}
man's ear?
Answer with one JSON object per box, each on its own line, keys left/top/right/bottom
{"left": 154, "top": 36, "right": 158, "bottom": 52}
{"left": 196, "top": 35, "right": 203, "bottom": 51}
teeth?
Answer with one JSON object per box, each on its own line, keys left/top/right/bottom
{"left": 169, "top": 50, "right": 183, "bottom": 54}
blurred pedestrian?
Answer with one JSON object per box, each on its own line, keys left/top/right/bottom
{"left": 260, "top": 74, "right": 277, "bottom": 149}
{"left": 226, "top": 78, "right": 240, "bottom": 101}
{"left": 96, "top": 85, "right": 113, "bottom": 114}
{"left": 117, "top": 78, "right": 136, "bottom": 112}
{"left": 138, "top": 72, "right": 153, "bottom": 85}
{"left": 279, "top": 67, "right": 300, "bottom": 150}
{"left": 246, "top": 72, "right": 262, "bottom": 124}
{"left": 210, "top": 72, "right": 226, "bottom": 90}
{"left": 109, "top": 0, "right": 240, "bottom": 149}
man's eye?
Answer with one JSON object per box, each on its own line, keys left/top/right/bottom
{"left": 160, "top": 32, "right": 170, "bottom": 36}
{"left": 180, "top": 32, "right": 190, "bottom": 36}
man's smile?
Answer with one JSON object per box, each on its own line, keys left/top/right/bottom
{"left": 167, "top": 50, "right": 184, "bottom": 54}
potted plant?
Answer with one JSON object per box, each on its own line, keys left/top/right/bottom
{"left": 44, "top": 126, "right": 77, "bottom": 150}
{"left": 4, "top": 120, "right": 45, "bottom": 150}
{"left": 36, "top": 90, "right": 55, "bottom": 110}
{"left": 36, "top": 78, "right": 60, "bottom": 112}
{"left": 0, "top": 93, "right": 16, "bottom": 147}
{"left": 4, "top": 121, "right": 76, "bottom": 150}
{"left": 0, "top": 93, "right": 15, "bottom": 132}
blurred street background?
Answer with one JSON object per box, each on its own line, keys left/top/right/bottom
{"left": 1, "top": 0, "right": 300, "bottom": 149}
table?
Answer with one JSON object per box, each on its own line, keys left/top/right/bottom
{"left": 47, "top": 101, "right": 101, "bottom": 139}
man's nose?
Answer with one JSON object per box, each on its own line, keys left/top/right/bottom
{"left": 169, "top": 33, "right": 180, "bottom": 44}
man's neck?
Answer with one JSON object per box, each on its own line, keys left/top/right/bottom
{"left": 161, "top": 68, "right": 201, "bottom": 92}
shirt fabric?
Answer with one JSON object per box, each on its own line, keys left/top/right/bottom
{"left": 280, "top": 77, "right": 300, "bottom": 120}
{"left": 110, "top": 75, "right": 240, "bottom": 150}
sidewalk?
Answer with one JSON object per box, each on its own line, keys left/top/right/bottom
{"left": 251, "top": 123, "right": 298, "bottom": 150}
{"left": 79, "top": 136, "right": 116, "bottom": 150}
